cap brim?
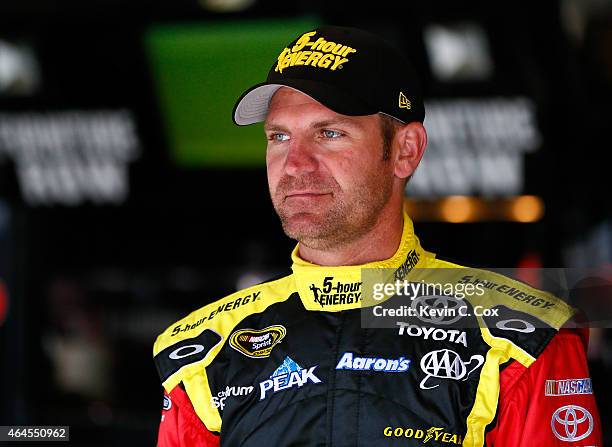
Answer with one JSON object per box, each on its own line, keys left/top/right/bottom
{"left": 232, "top": 79, "right": 375, "bottom": 126}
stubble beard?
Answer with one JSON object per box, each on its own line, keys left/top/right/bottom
{"left": 271, "top": 165, "right": 394, "bottom": 251}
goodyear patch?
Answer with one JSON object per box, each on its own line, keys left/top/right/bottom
{"left": 229, "top": 325, "right": 286, "bottom": 358}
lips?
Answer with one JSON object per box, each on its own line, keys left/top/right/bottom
{"left": 284, "top": 193, "right": 332, "bottom": 204}
{"left": 287, "top": 192, "right": 328, "bottom": 198}
{"left": 285, "top": 191, "right": 331, "bottom": 198}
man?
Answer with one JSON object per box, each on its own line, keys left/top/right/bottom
{"left": 154, "top": 26, "right": 602, "bottom": 446}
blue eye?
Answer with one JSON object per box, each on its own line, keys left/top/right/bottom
{"left": 271, "top": 133, "right": 289, "bottom": 142}
{"left": 322, "top": 130, "right": 342, "bottom": 139}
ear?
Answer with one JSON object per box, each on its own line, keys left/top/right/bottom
{"left": 394, "top": 122, "right": 427, "bottom": 180}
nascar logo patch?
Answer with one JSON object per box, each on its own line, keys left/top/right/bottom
{"left": 545, "top": 378, "right": 593, "bottom": 396}
{"left": 229, "top": 325, "right": 286, "bottom": 358}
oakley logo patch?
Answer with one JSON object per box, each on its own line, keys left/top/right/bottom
{"left": 154, "top": 329, "right": 223, "bottom": 383}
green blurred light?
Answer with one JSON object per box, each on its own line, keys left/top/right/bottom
{"left": 145, "top": 18, "right": 319, "bottom": 167}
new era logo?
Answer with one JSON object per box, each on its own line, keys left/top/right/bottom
{"left": 398, "top": 92, "right": 411, "bottom": 109}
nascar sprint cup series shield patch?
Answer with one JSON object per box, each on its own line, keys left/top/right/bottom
{"left": 229, "top": 325, "right": 287, "bottom": 358}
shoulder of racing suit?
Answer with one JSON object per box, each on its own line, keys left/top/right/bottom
{"left": 424, "top": 256, "right": 576, "bottom": 369}
{"left": 154, "top": 273, "right": 298, "bottom": 389}
{"left": 153, "top": 273, "right": 297, "bottom": 431}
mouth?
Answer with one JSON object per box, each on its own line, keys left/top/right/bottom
{"left": 285, "top": 192, "right": 331, "bottom": 200}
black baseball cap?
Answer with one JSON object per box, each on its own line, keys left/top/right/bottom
{"left": 232, "top": 25, "right": 425, "bottom": 126}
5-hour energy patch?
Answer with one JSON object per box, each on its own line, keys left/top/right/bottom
{"left": 459, "top": 275, "right": 556, "bottom": 309}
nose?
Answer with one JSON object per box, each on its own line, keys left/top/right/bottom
{"left": 284, "top": 138, "right": 318, "bottom": 176}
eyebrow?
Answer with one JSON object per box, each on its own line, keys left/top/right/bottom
{"left": 311, "top": 118, "right": 361, "bottom": 129}
{"left": 264, "top": 118, "right": 362, "bottom": 132}
{"left": 263, "top": 123, "right": 290, "bottom": 133}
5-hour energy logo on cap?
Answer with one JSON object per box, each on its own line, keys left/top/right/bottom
{"left": 275, "top": 31, "right": 357, "bottom": 73}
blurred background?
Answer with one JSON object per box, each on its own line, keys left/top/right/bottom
{"left": 0, "top": 0, "right": 611, "bottom": 445}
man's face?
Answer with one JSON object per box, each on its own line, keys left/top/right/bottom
{"left": 265, "top": 87, "right": 395, "bottom": 250}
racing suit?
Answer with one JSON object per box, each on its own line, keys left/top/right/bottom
{"left": 154, "top": 213, "right": 602, "bottom": 446}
